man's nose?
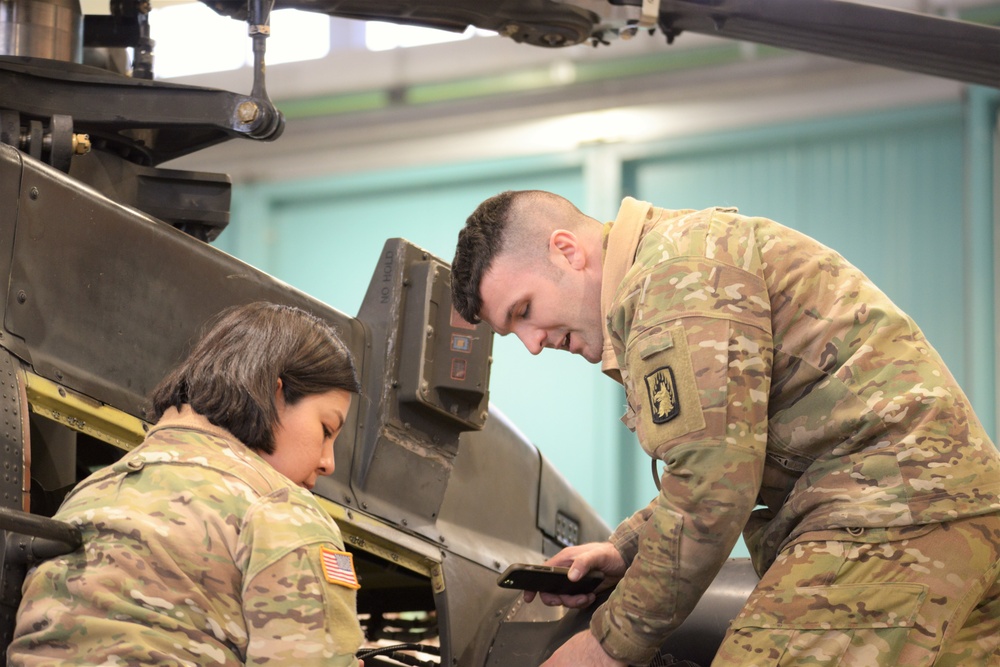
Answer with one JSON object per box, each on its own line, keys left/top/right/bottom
{"left": 514, "top": 326, "right": 546, "bottom": 355}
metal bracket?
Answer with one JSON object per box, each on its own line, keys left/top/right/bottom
{"left": 638, "top": 0, "right": 661, "bottom": 28}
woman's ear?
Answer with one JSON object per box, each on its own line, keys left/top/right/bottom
{"left": 549, "top": 229, "right": 587, "bottom": 271}
{"left": 274, "top": 377, "right": 285, "bottom": 408}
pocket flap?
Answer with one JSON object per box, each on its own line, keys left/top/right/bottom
{"left": 731, "top": 582, "right": 926, "bottom": 630}
{"left": 638, "top": 330, "right": 674, "bottom": 359}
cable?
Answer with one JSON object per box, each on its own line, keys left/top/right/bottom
{"left": 357, "top": 643, "right": 441, "bottom": 660}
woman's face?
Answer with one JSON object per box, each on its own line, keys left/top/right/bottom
{"left": 262, "top": 385, "right": 353, "bottom": 490}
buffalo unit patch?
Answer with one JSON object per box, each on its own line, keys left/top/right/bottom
{"left": 320, "top": 546, "right": 361, "bottom": 589}
{"left": 645, "top": 366, "right": 680, "bottom": 424}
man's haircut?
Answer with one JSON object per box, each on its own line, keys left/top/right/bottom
{"left": 149, "top": 302, "right": 360, "bottom": 454}
{"left": 452, "top": 190, "right": 586, "bottom": 324}
{"left": 451, "top": 190, "right": 518, "bottom": 324}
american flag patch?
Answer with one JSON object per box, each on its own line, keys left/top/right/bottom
{"left": 320, "top": 546, "right": 360, "bottom": 589}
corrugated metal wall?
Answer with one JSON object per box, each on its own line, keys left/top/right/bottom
{"left": 217, "top": 98, "right": 996, "bottom": 533}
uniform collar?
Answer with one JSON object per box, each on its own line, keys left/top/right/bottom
{"left": 600, "top": 196, "right": 652, "bottom": 382}
{"left": 150, "top": 404, "right": 242, "bottom": 443}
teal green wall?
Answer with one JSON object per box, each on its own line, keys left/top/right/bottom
{"left": 215, "top": 97, "right": 997, "bottom": 541}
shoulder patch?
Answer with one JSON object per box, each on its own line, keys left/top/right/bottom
{"left": 320, "top": 546, "right": 360, "bottom": 589}
{"left": 645, "top": 366, "right": 680, "bottom": 424}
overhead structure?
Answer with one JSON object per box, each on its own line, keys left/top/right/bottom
{"left": 209, "top": 0, "right": 1000, "bottom": 89}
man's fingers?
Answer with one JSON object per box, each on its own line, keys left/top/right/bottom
{"left": 537, "top": 591, "right": 597, "bottom": 608}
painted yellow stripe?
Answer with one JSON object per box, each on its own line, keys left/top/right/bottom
{"left": 314, "top": 496, "right": 444, "bottom": 592}
{"left": 24, "top": 373, "right": 147, "bottom": 451}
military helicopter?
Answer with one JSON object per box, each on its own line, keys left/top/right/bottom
{"left": 0, "top": 1, "right": 997, "bottom": 665}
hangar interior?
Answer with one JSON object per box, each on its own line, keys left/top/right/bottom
{"left": 3, "top": 3, "right": 998, "bottom": 663}
{"left": 139, "top": 0, "right": 1000, "bottom": 533}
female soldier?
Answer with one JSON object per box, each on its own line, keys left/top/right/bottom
{"left": 9, "top": 302, "right": 365, "bottom": 666}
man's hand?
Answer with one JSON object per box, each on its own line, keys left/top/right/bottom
{"left": 524, "top": 541, "right": 626, "bottom": 608}
{"left": 540, "top": 630, "right": 627, "bottom": 667}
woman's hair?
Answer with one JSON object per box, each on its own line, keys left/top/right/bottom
{"left": 148, "top": 302, "right": 360, "bottom": 454}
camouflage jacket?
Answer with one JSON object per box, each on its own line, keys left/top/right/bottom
{"left": 9, "top": 406, "right": 364, "bottom": 666}
{"left": 589, "top": 197, "right": 1000, "bottom": 665}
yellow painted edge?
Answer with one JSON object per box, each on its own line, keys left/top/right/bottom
{"left": 24, "top": 373, "right": 148, "bottom": 451}
{"left": 314, "top": 496, "right": 444, "bottom": 592}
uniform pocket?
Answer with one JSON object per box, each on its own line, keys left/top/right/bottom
{"left": 719, "top": 582, "right": 927, "bottom": 666}
{"left": 731, "top": 582, "right": 926, "bottom": 631}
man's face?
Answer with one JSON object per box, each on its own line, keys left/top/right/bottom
{"left": 478, "top": 251, "right": 604, "bottom": 363}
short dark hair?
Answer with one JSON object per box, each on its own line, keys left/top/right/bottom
{"left": 149, "top": 302, "right": 360, "bottom": 454}
{"left": 451, "top": 191, "right": 517, "bottom": 324}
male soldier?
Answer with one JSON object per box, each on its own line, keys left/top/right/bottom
{"left": 450, "top": 190, "right": 1000, "bottom": 667}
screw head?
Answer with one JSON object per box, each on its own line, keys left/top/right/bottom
{"left": 237, "top": 101, "right": 260, "bottom": 124}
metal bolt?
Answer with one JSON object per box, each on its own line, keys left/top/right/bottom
{"left": 16, "top": 291, "right": 26, "bottom": 304}
{"left": 237, "top": 101, "right": 260, "bottom": 124}
{"left": 73, "top": 134, "right": 91, "bottom": 155}
{"left": 28, "top": 187, "right": 38, "bottom": 200}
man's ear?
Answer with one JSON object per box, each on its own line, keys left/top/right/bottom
{"left": 549, "top": 230, "right": 587, "bottom": 270}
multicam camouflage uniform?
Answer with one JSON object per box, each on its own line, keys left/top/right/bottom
{"left": 9, "top": 406, "right": 364, "bottom": 666}
{"left": 590, "top": 197, "right": 1000, "bottom": 666}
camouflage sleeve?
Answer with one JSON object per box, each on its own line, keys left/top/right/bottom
{"left": 592, "top": 256, "right": 771, "bottom": 665}
{"left": 609, "top": 499, "right": 655, "bottom": 564}
{"left": 239, "top": 488, "right": 365, "bottom": 666}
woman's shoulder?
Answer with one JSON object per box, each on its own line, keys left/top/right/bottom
{"left": 136, "top": 425, "right": 289, "bottom": 495}
{"left": 239, "top": 485, "right": 347, "bottom": 557}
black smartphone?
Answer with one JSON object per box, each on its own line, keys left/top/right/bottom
{"left": 497, "top": 563, "right": 605, "bottom": 596}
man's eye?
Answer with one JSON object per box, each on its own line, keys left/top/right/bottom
{"left": 522, "top": 303, "right": 530, "bottom": 319}
{"left": 323, "top": 427, "right": 333, "bottom": 439}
